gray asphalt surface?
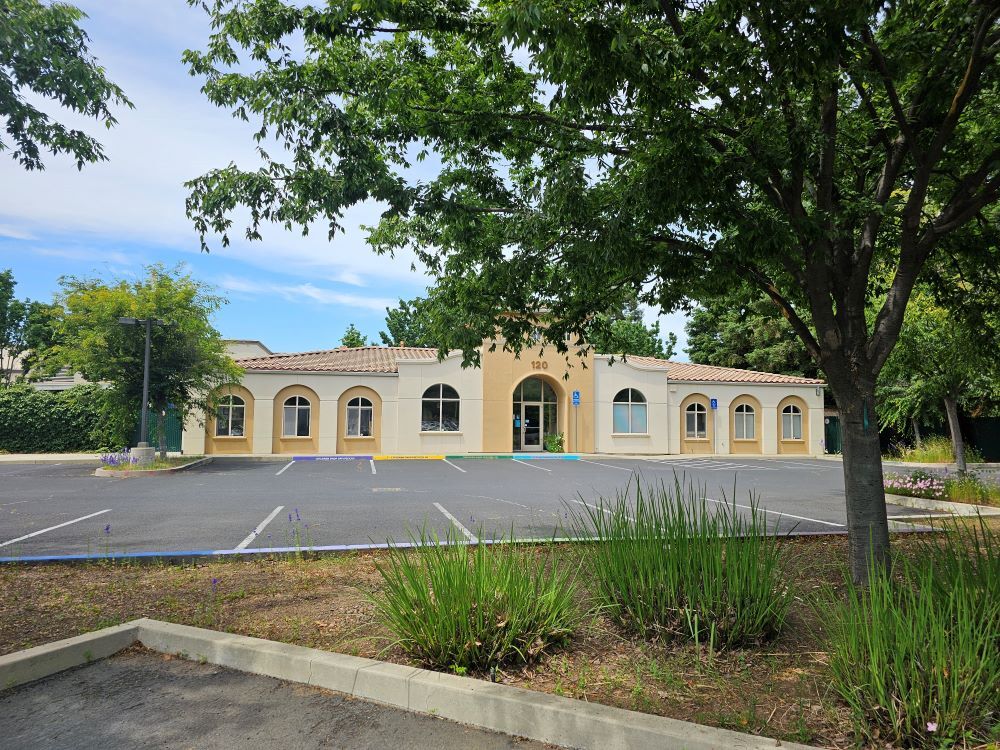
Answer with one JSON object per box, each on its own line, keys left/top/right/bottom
{"left": 0, "top": 456, "right": 937, "bottom": 560}
{"left": 0, "top": 650, "right": 550, "bottom": 750}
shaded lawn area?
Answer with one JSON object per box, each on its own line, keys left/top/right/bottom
{"left": 3, "top": 525, "right": 992, "bottom": 749}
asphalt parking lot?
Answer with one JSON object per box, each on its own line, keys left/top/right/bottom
{"left": 0, "top": 650, "right": 546, "bottom": 750}
{"left": 0, "top": 455, "right": 939, "bottom": 561}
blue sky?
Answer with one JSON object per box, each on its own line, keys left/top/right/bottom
{"left": 0, "top": 0, "right": 690, "bottom": 357}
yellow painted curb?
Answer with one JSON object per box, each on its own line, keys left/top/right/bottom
{"left": 372, "top": 455, "right": 445, "bottom": 461}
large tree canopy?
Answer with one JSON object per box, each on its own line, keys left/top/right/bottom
{"left": 0, "top": 0, "right": 131, "bottom": 170}
{"left": 184, "top": 0, "right": 1000, "bottom": 581}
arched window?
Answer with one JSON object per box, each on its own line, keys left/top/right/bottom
{"left": 685, "top": 402, "right": 708, "bottom": 439}
{"left": 782, "top": 404, "right": 803, "bottom": 440}
{"left": 612, "top": 388, "right": 647, "bottom": 434}
{"left": 216, "top": 395, "right": 245, "bottom": 437}
{"left": 421, "top": 384, "right": 460, "bottom": 432}
{"left": 733, "top": 403, "right": 756, "bottom": 440}
{"left": 282, "top": 396, "right": 311, "bottom": 437}
{"left": 346, "top": 396, "right": 374, "bottom": 437}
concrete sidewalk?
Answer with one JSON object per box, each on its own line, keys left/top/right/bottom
{"left": 0, "top": 650, "right": 549, "bottom": 750}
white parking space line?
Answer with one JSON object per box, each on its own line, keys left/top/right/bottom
{"left": 370, "top": 459, "right": 376, "bottom": 475}
{"left": 0, "top": 508, "right": 112, "bottom": 548}
{"left": 275, "top": 461, "right": 295, "bottom": 476}
{"left": 434, "top": 502, "right": 478, "bottom": 542}
{"left": 568, "top": 498, "right": 634, "bottom": 522}
{"left": 235, "top": 505, "right": 285, "bottom": 550}
{"left": 579, "top": 459, "right": 634, "bottom": 472}
{"left": 512, "top": 458, "right": 552, "bottom": 472}
{"left": 705, "top": 497, "right": 844, "bottom": 528}
{"left": 443, "top": 458, "right": 467, "bottom": 473}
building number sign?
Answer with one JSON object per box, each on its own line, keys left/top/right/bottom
{"left": 531, "top": 361, "right": 549, "bottom": 370}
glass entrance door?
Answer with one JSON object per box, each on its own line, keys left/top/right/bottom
{"left": 521, "top": 403, "right": 542, "bottom": 451}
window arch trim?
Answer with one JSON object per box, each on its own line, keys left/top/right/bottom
{"left": 282, "top": 395, "right": 311, "bottom": 437}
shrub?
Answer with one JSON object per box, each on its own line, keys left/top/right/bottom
{"left": 543, "top": 431, "right": 565, "bottom": 453}
{"left": 884, "top": 470, "right": 946, "bottom": 499}
{"left": 371, "top": 530, "right": 581, "bottom": 672}
{"left": 571, "top": 477, "right": 791, "bottom": 649}
{"left": 828, "top": 517, "right": 1000, "bottom": 747}
{"left": 0, "top": 384, "right": 129, "bottom": 453}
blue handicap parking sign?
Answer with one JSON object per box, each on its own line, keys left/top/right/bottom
{"left": 710, "top": 398, "right": 718, "bottom": 410}
{"left": 572, "top": 390, "right": 581, "bottom": 406}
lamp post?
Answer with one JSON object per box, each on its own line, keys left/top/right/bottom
{"left": 119, "top": 316, "right": 167, "bottom": 464}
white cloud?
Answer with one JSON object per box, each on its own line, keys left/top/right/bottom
{"left": 218, "top": 275, "right": 394, "bottom": 312}
{"left": 0, "top": 0, "right": 431, "bottom": 291}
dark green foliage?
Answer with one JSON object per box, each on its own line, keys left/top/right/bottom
{"left": 828, "top": 517, "right": 999, "bottom": 747}
{"left": 379, "top": 297, "right": 438, "bottom": 348}
{"left": 1, "top": 0, "right": 131, "bottom": 170}
{"left": 338, "top": 323, "right": 368, "bottom": 348}
{"left": 0, "top": 384, "right": 129, "bottom": 453}
{"left": 585, "top": 297, "right": 676, "bottom": 359}
{"left": 686, "top": 292, "right": 818, "bottom": 378}
{"left": 371, "top": 529, "right": 581, "bottom": 672}
{"left": 572, "top": 478, "right": 791, "bottom": 649}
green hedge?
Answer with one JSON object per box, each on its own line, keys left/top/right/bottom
{"left": 0, "top": 384, "right": 130, "bottom": 453}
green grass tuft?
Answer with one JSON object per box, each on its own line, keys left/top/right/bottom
{"left": 371, "top": 529, "right": 581, "bottom": 672}
{"left": 571, "top": 477, "right": 792, "bottom": 649}
{"left": 828, "top": 516, "right": 1000, "bottom": 747}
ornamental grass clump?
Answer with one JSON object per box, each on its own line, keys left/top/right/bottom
{"left": 371, "top": 530, "right": 581, "bottom": 672}
{"left": 572, "top": 477, "right": 791, "bottom": 649}
{"left": 828, "top": 516, "right": 999, "bottom": 747}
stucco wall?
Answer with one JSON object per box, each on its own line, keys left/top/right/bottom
{"left": 395, "top": 353, "right": 485, "bottom": 454}
{"left": 593, "top": 357, "right": 670, "bottom": 454}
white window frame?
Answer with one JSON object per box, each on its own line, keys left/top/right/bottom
{"left": 421, "top": 384, "right": 460, "bottom": 432}
{"left": 733, "top": 403, "right": 756, "bottom": 441}
{"left": 612, "top": 388, "right": 648, "bottom": 434}
{"left": 216, "top": 395, "right": 246, "bottom": 437}
{"left": 346, "top": 396, "right": 374, "bottom": 437}
{"left": 781, "top": 404, "right": 803, "bottom": 440}
{"left": 282, "top": 396, "right": 311, "bottom": 437}
{"left": 685, "top": 402, "right": 708, "bottom": 439}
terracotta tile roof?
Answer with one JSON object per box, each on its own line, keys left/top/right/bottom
{"left": 621, "top": 356, "right": 824, "bottom": 385}
{"left": 236, "top": 346, "right": 438, "bottom": 373}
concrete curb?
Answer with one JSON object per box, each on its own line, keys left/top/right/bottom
{"left": 884, "top": 493, "right": 1000, "bottom": 517}
{"left": 0, "top": 622, "right": 139, "bottom": 691}
{"left": 94, "top": 456, "right": 213, "bottom": 477}
{"left": 0, "top": 619, "right": 817, "bottom": 750}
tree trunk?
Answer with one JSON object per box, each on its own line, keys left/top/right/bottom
{"left": 911, "top": 417, "right": 922, "bottom": 449}
{"left": 157, "top": 407, "right": 167, "bottom": 461}
{"left": 943, "top": 396, "right": 966, "bottom": 473}
{"left": 830, "top": 377, "right": 891, "bottom": 585}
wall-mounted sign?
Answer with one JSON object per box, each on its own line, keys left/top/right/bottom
{"left": 710, "top": 398, "right": 718, "bottom": 410}
{"left": 572, "top": 390, "right": 581, "bottom": 406}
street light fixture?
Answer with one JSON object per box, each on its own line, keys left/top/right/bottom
{"left": 119, "top": 316, "right": 168, "bottom": 463}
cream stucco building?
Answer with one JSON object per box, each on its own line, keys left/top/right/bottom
{"left": 181, "top": 341, "right": 826, "bottom": 457}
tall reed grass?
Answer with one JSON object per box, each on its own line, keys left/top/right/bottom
{"left": 570, "top": 477, "right": 791, "bottom": 649}
{"left": 828, "top": 516, "right": 999, "bottom": 747}
{"left": 371, "top": 529, "right": 581, "bottom": 672}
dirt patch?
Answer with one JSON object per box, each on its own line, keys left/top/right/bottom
{"left": 1, "top": 523, "right": 993, "bottom": 749}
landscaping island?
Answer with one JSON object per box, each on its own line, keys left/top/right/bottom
{"left": 1, "top": 498, "right": 995, "bottom": 749}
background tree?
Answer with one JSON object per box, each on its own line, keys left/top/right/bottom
{"left": 183, "top": 1, "right": 1000, "bottom": 582}
{"left": 686, "top": 292, "right": 818, "bottom": 378}
{"left": 585, "top": 297, "right": 677, "bottom": 358}
{"left": 339, "top": 323, "right": 368, "bottom": 348}
{"left": 877, "top": 289, "right": 1000, "bottom": 472}
{"left": 0, "top": 269, "right": 28, "bottom": 385}
{"left": 37, "top": 265, "right": 241, "bottom": 458}
{"left": 380, "top": 297, "right": 438, "bottom": 347}
{"left": 1, "top": 0, "right": 131, "bottom": 170}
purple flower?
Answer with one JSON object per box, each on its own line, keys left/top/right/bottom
{"left": 104, "top": 524, "right": 111, "bottom": 535}
{"left": 926, "top": 721, "right": 937, "bottom": 733}
{"left": 295, "top": 508, "right": 301, "bottom": 521}
{"left": 211, "top": 578, "right": 218, "bottom": 594}
{"left": 288, "top": 513, "right": 293, "bottom": 523}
